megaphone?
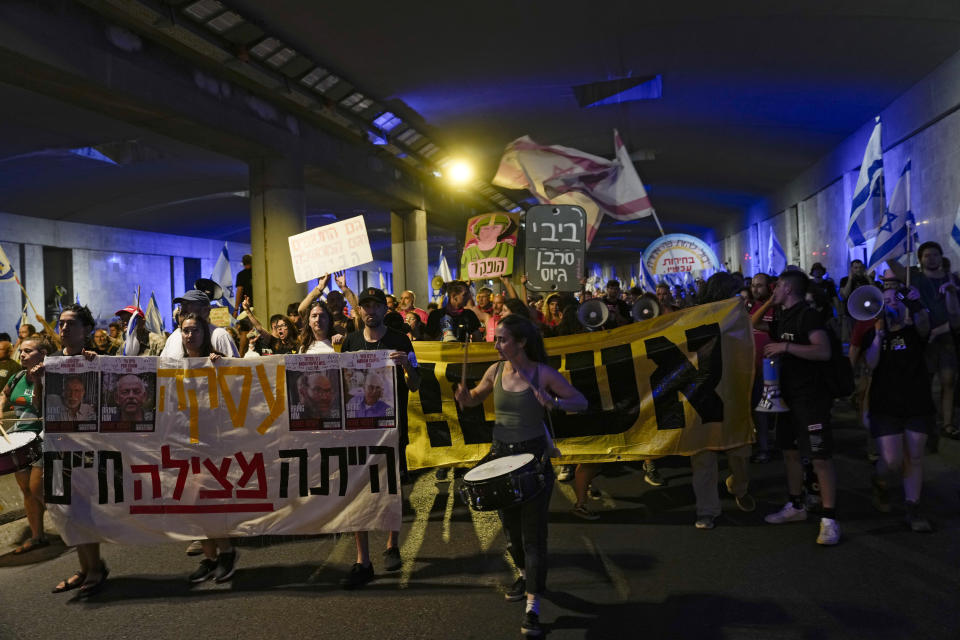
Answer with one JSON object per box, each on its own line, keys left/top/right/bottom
{"left": 431, "top": 275, "right": 445, "bottom": 291}
{"left": 577, "top": 299, "right": 609, "bottom": 329}
{"left": 755, "top": 356, "right": 789, "bottom": 413}
{"left": 194, "top": 278, "right": 224, "bottom": 302}
{"left": 632, "top": 297, "right": 660, "bottom": 322}
{"left": 847, "top": 285, "right": 884, "bottom": 321}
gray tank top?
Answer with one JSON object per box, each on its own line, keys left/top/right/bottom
{"left": 493, "top": 362, "right": 545, "bottom": 443}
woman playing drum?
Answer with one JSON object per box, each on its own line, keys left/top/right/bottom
{"left": 1, "top": 334, "right": 54, "bottom": 554}
{"left": 454, "top": 315, "right": 586, "bottom": 637}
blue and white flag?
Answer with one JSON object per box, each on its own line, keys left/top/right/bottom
{"left": 437, "top": 247, "right": 454, "bottom": 283}
{"left": 767, "top": 228, "right": 787, "bottom": 275}
{"left": 145, "top": 292, "right": 165, "bottom": 335}
{"left": 868, "top": 161, "right": 918, "bottom": 270}
{"left": 378, "top": 268, "right": 386, "bottom": 292}
{"left": 950, "top": 202, "right": 960, "bottom": 254}
{"left": 14, "top": 301, "right": 28, "bottom": 334}
{"left": 847, "top": 118, "right": 885, "bottom": 247}
{"left": 122, "top": 309, "right": 141, "bottom": 356}
{"left": 211, "top": 243, "right": 235, "bottom": 313}
{"left": 0, "top": 245, "right": 14, "bottom": 281}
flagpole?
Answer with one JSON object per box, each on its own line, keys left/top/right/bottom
{"left": 905, "top": 220, "right": 913, "bottom": 289}
{"left": 12, "top": 274, "right": 57, "bottom": 337}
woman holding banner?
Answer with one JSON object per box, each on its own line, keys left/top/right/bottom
{"left": 180, "top": 314, "right": 240, "bottom": 583}
{"left": 454, "top": 315, "right": 586, "bottom": 637}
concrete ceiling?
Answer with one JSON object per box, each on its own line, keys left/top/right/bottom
{"left": 2, "top": 1, "right": 960, "bottom": 260}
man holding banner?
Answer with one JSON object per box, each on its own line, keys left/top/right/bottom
{"left": 338, "top": 286, "right": 420, "bottom": 587}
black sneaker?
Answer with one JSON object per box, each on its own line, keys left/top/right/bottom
{"left": 383, "top": 546, "right": 402, "bottom": 572}
{"left": 521, "top": 611, "right": 542, "bottom": 636}
{"left": 188, "top": 558, "right": 218, "bottom": 583}
{"left": 871, "top": 477, "right": 891, "bottom": 513}
{"left": 643, "top": 461, "right": 665, "bottom": 487}
{"left": 505, "top": 576, "right": 526, "bottom": 601}
{"left": 905, "top": 502, "right": 933, "bottom": 533}
{"left": 339, "top": 562, "right": 374, "bottom": 589}
{"left": 213, "top": 550, "right": 238, "bottom": 583}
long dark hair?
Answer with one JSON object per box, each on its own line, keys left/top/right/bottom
{"left": 180, "top": 312, "right": 215, "bottom": 357}
{"left": 300, "top": 301, "right": 332, "bottom": 352}
{"left": 498, "top": 314, "right": 548, "bottom": 364}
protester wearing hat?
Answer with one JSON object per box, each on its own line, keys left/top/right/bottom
{"left": 115, "top": 305, "right": 165, "bottom": 356}
{"left": 332, "top": 286, "right": 421, "bottom": 588}
{"left": 601, "top": 279, "right": 631, "bottom": 329}
{"left": 160, "top": 290, "right": 239, "bottom": 358}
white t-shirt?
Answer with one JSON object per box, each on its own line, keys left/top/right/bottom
{"left": 161, "top": 326, "right": 240, "bottom": 358}
{"left": 304, "top": 339, "right": 334, "bottom": 354}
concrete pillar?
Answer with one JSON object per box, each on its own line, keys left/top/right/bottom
{"left": 390, "top": 209, "right": 428, "bottom": 301}
{"left": 249, "top": 156, "right": 307, "bottom": 318}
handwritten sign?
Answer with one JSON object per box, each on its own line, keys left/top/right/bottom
{"left": 642, "top": 233, "right": 720, "bottom": 276}
{"left": 460, "top": 212, "right": 519, "bottom": 280}
{"left": 524, "top": 204, "right": 586, "bottom": 292}
{"left": 208, "top": 306, "right": 232, "bottom": 328}
{"left": 288, "top": 216, "right": 373, "bottom": 283}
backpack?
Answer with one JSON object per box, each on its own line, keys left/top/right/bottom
{"left": 822, "top": 324, "right": 854, "bottom": 398}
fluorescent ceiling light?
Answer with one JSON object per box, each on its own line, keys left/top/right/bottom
{"left": 351, "top": 98, "right": 374, "bottom": 113}
{"left": 340, "top": 92, "right": 364, "bottom": 107}
{"left": 314, "top": 75, "right": 340, "bottom": 93}
{"left": 300, "top": 67, "right": 328, "bottom": 87}
{"left": 266, "top": 47, "right": 296, "bottom": 67}
{"left": 184, "top": 0, "right": 223, "bottom": 22}
{"left": 207, "top": 11, "right": 242, "bottom": 32}
{"left": 250, "top": 37, "right": 282, "bottom": 58}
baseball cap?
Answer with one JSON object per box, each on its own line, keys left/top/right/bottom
{"left": 115, "top": 305, "right": 145, "bottom": 318}
{"left": 173, "top": 289, "right": 211, "bottom": 305}
{"left": 358, "top": 287, "right": 387, "bottom": 306}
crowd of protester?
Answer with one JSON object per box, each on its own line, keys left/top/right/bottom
{"left": 1, "top": 245, "right": 955, "bottom": 633}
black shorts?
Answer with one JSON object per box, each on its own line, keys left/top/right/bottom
{"left": 776, "top": 397, "right": 833, "bottom": 459}
{"left": 869, "top": 413, "right": 934, "bottom": 438}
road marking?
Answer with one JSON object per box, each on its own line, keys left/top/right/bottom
{"left": 398, "top": 472, "right": 439, "bottom": 589}
{"left": 581, "top": 535, "right": 630, "bottom": 601}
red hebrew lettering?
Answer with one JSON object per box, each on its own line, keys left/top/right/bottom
{"left": 161, "top": 445, "right": 189, "bottom": 501}
{"left": 131, "top": 464, "right": 161, "bottom": 500}
{"left": 234, "top": 452, "right": 268, "bottom": 499}
{"left": 198, "top": 457, "right": 234, "bottom": 499}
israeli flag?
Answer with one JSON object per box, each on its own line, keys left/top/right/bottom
{"left": 767, "top": 228, "right": 787, "bottom": 275}
{"left": 145, "top": 292, "right": 165, "bottom": 335}
{"left": 378, "top": 268, "right": 386, "bottom": 292}
{"left": 0, "top": 245, "right": 15, "bottom": 282}
{"left": 437, "top": 247, "right": 454, "bottom": 283}
{"left": 868, "top": 160, "right": 918, "bottom": 270}
{"left": 211, "top": 243, "right": 235, "bottom": 313}
{"left": 950, "top": 202, "right": 960, "bottom": 254}
{"left": 847, "top": 118, "right": 885, "bottom": 247}
{"left": 122, "top": 309, "right": 140, "bottom": 356}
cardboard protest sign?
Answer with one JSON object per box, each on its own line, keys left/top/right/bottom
{"left": 460, "top": 213, "right": 519, "bottom": 280}
{"left": 289, "top": 216, "right": 373, "bottom": 283}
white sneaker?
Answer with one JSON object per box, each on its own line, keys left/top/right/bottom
{"left": 764, "top": 502, "right": 807, "bottom": 524}
{"left": 817, "top": 517, "right": 841, "bottom": 545}
{"left": 557, "top": 465, "right": 574, "bottom": 482}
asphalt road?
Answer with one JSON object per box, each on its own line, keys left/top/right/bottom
{"left": 1, "top": 404, "right": 958, "bottom": 640}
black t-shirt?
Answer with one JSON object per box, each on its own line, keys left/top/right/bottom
{"left": 601, "top": 296, "right": 631, "bottom": 329}
{"left": 769, "top": 302, "right": 828, "bottom": 398}
{"left": 235, "top": 268, "right": 252, "bottom": 304}
{"left": 341, "top": 327, "right": 418, "bottom": 431}
{"left": 864, "top": 325, "right": 935, "bottom": 418}
{"left": 425, "top": 307, "right": 480, "bottom": 341}
{"left": 808, "top": 279, "right": 837, "bottom": 323}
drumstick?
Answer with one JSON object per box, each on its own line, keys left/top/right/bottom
{"left": 0, "top": 422, "right": 11, "bottom": 444}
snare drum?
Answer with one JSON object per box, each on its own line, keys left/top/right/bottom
{"left": 0, "top": 431, "right": 43, "bottom": 475}
{"left": 459, "top": 453, "right": 545, "bottom": 511}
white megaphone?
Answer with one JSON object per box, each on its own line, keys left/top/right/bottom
{"left": 755, "top": 356, "right": 789, "bottom": 413}
{"left": 847, "top": 285, "right": 884, "bottom": 321}
{"left": 577, "top": 299, "right": 609, "bottom": 329}
{"left": 632, "top": 297, "right": 660, "bottom": 322}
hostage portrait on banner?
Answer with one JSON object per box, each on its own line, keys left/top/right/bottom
{"left": 286, "top": 353, "right": 343, "bottom": 430}
{"left": 44, "top": 356, "right": 99, "bottom": 433}
{"left": 100, "top": 357, "right": 157, "bottom": 433}
{"left": 460, "top": 212, "right": 519, "bottom": 280}
{"left": 341, "top": 351, "right": 396, "bottom": 429}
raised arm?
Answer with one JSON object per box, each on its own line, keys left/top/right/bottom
{"left": 454, "top": 362, "right": 498, "bottom": 407}
{"left": 241, "top": 297, "right": 266, "bottom": 335}
{"left": 500, "top": 275, "right": 518, "bottom": 300}
{"left": 751, "top": 296, "right": 775, "bottom": 331}
{"left": 334, "top": 271, "right": 360, "bottom": 316}
{"left": 298, "top": 274, "right": 331, "bottom": 316}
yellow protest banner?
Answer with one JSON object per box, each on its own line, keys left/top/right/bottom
{"left": 406, "top": 298, "right": 755, "bottom": 469}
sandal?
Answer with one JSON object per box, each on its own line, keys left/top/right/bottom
{"left": 13, "top": 537, "right": 49, "bottom": 555}
{"left": 77, "top": 563, "right": 110, "bottom": 598}
{"left": 942, "top": 425, "right": 960, "bottom": 440}
{"left": 52, "top": 571, "right": 86, "bottom": 594}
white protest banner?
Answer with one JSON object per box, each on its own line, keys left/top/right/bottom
{"left": 288, "top": 215, "right": 373, "bottom": 283}
{"left": 43, "top": 354, "right": 401, "bottom": 545}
